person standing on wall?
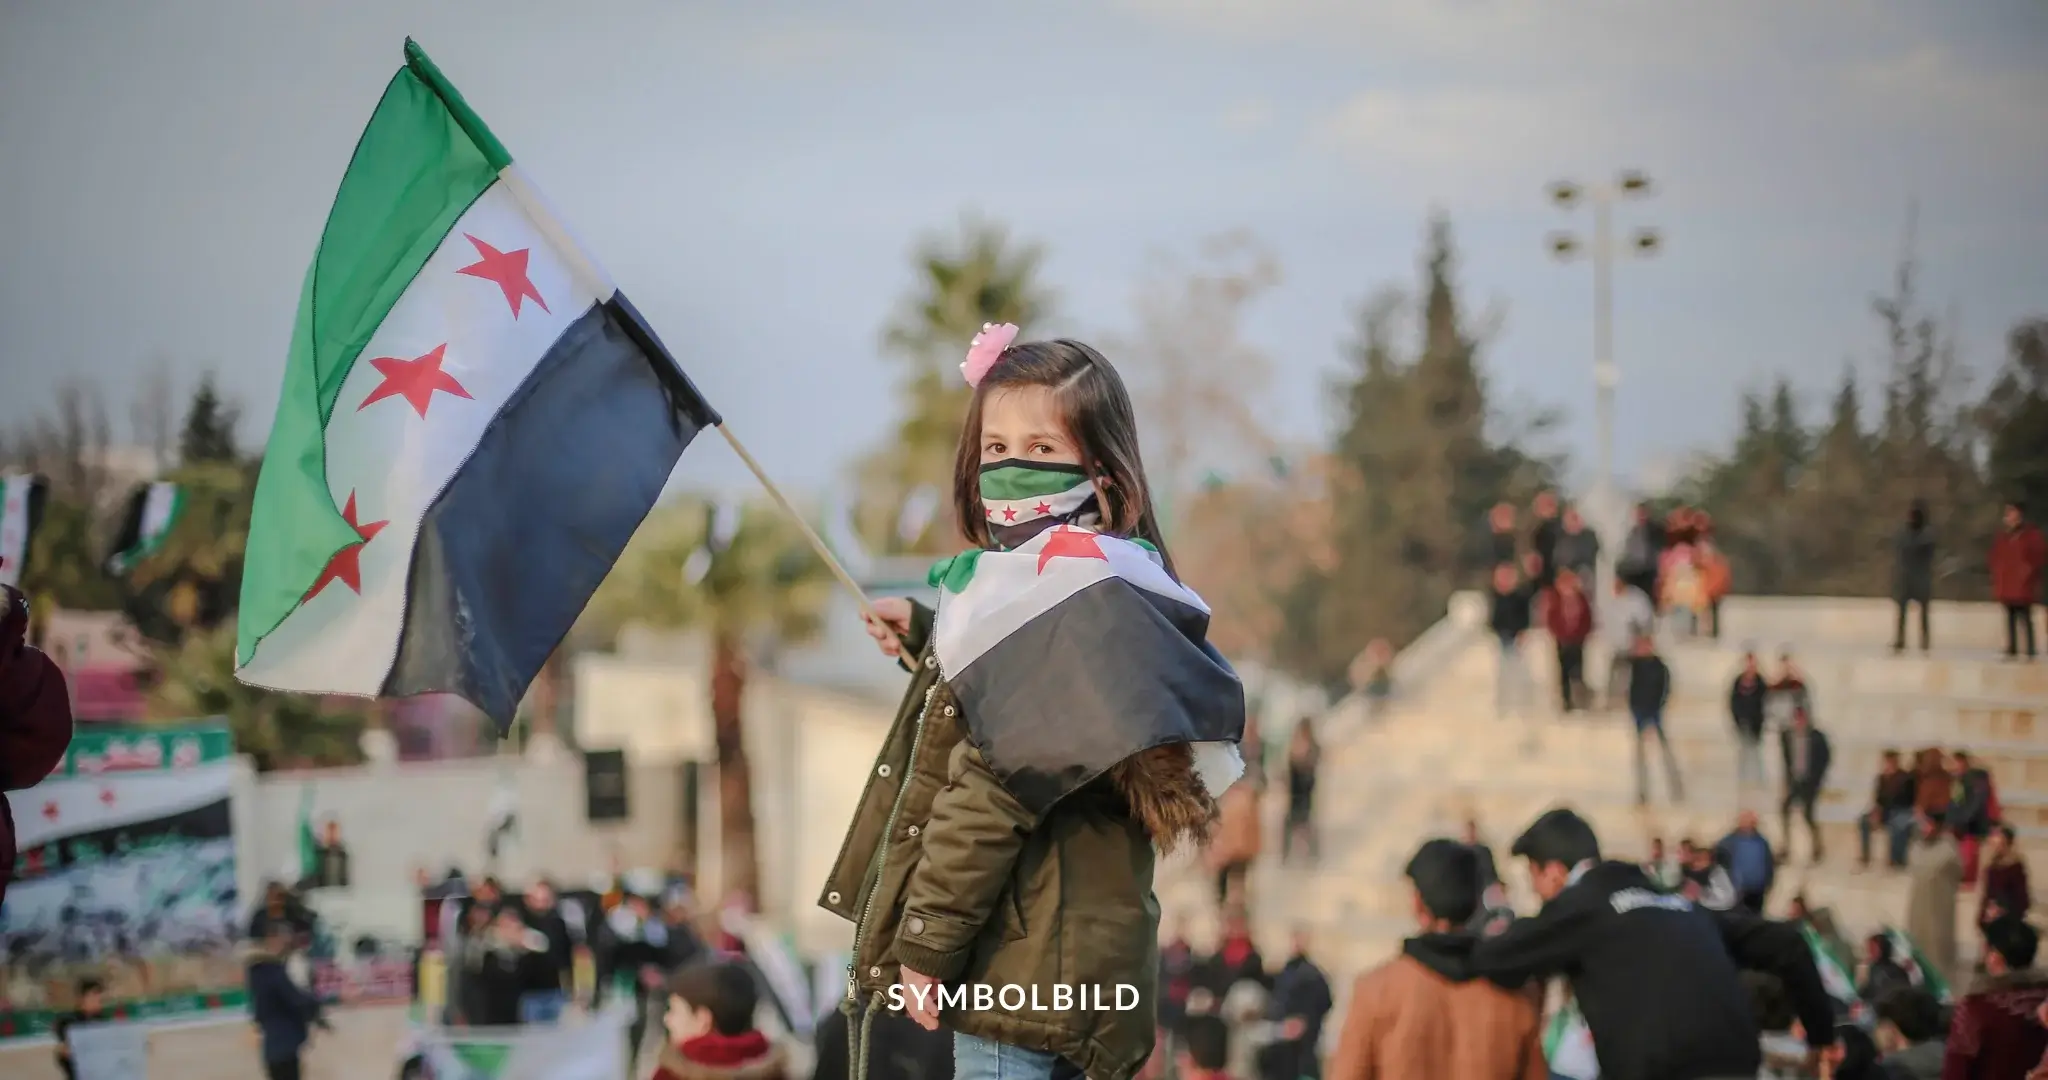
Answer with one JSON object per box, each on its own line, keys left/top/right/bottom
{"left": 1778, "top": 708, "right": 1831, "bottom": 865}
{"left": 1892, "top": 500, "right": 1936, "bottom": 654}
{"left": 1626, "top": 634, "right": 1684, "bottom": 806}
{"left": 1489, "top": 564, "right": 1535, "bottom": 720}
{"left": 1991, "top": 499, "right": 2047, "bottom": 660}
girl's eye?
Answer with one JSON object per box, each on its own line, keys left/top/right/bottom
{"left": 1031, "top": 443, "right": 1056, "bottom": 456}
{"left": 985, "top": 442, "right": 1005, "bottom": 456}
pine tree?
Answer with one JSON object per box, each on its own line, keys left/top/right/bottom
{"left": 179, "top": 374, "right": 240, "bottom": 465}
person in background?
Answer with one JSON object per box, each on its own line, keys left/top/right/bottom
{"left": 1716, "top": 810, "right": 1776, "bottom": 914}
{"left": 1858, "top": 934, "right": 1914, "bottom": 1004}
{"left": 1487, "top": 501, "right": 1520, "bottom": 569}
{"left": 1156, "top": 915, "right": 1199, "bottom": 1052}
{"left": 1603, "top": 576, "right": 1656, "bottom": 713}
{"left": 1910, "top": 747, "right": 1952, "bottom": 825}
{"left": 51, "top": 977, "right": 107, "bottom": 1080}
{"left": 1542, "top": 568, "right": 1596, "bottom": 713}
{"left": 1199, "top": 909, "right": 1269, "bottom": 1000}
{"left": 1870, "top": 985, "right": 1945, "bottom": 1080}
{"left": 1819, "top": 1024, "right": 1883, "bottom": 1080}
{"left": 1282, "top": 719, "right": 1320, "bottom": 865}
{"left": 1679, "top": 838, "right": 1739, "bottom": 911}
{"left": 1350, "top": 638, "right": 1394, "bottom": 706}
{"left": 1643, "top": 836, "right": 1683, "bottom": 890}
{"left": 307, "top": 818, "right": 349, "bottom": 890}
{"left": 1616, "top": 502, "right": 1665, "bottom": 609}
{"left": 1695, "top": 525, "right": 1732, "bottom": 639}
{"left": 655, "top": 959, "right": 790, "bottom": 1080}
{"left": 1769, "top": 652, "right": 1812, "bottom": 727}
{"left": 1892, "top": 500, "right": 1936, "bottom": 654}
{"left": 1, "top": 582, "right": 75, "bottom": 910}
{"left": 1991, "top": 499, "right": 2047, "bottom": 660}
{"left": 1325, "top": 839, "right": 1544, "bottom": 1080}
{"left": 1729, "top": 651, "right": 1769, "bottom": 791}
{"left": 1980, "top": 822, "right": 2031, "bottom": 928}
{"left": 1466, "top": 809, "right": 1836, "bottom": 1080}
{"left": 1488, "top": 563, "right": 1534, "bottom": 719}
{"left": 1904, "top": 810, "right": 1963, "bottom": 990}
{"left": 1949, "top": 750, "right": 1998, "bottom": 888}
{"left": 1659, "top": 525, "right": 1705, "bottom": 636}
{"left": 1556, "top": 504, "right": 1601, "bottom": 584}
{"left": 1858, "top": 750, "right": 1919, "bottom": 870}
{"left": 248, "top": 881, "right": 316, "bottom": 946}
{"left": 1530, "top": 490, "right": 1563, "bottom": 588}
{"left": 1944, "top": 917, "right": 2048, "bottom": 1080}
{"left": 1257, "top": 928, "right": 1332, "bottom": 1080}
{"left": 1176, "top": 1014, "right": 1237, "bottom": 1080}
{"left": 1779, "top": 708, "right": 1831, "bottom": 864}
{"left": 1626, "top": 633, "right": 1684, "bottom": 805}
{"left": 247, "top": 925, "right": 328, "bottom": 1080}
{"left": 517, "top": 879, "right": 574, "bottom": 1024}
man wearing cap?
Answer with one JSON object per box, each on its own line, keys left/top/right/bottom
{"left": 1325, "top": 839, "right": 1545, "bottom": 1079}
{"left": 1466, "top": 808, "right": 1835, "bottom": 1080}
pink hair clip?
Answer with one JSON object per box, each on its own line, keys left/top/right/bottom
{"left": 960, "top": 322, "right": 1020, "bottom": 387}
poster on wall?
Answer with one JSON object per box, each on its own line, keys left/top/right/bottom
{"left": 0, "top": 723, "right": 241, "bottom": 1042}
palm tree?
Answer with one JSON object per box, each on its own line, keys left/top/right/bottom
{"left": 862, "top": 214, "right": 1055, "bottom": 554}
{"left": 581, "top": 497, "right": 833, "bottom": 906}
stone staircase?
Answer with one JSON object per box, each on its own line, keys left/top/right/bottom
{"left": 1162, "top": 593, "right": 2048, "bottom": 987}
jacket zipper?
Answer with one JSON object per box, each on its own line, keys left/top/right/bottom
{"left": 847, "top": 662, "right": 942, "bottom": 997}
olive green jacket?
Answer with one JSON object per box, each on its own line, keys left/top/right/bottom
{"left": 818, "top": 603, "right": 1169, "bottom": 1080}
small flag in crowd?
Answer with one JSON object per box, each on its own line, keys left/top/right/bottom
{"left": 106, "top": 481, "right": 186, "bottom": 575}
{"left": 929, "top": 523, "right": 1245, "bottom": 816}
{"left": 295, "top": 786, "right": 319, "bottom": 884}
{"left": 236, "top": 40, "right": 720, "bottom": 730}
{"left": 1800, "top": 923, "right": 1861, "bottom": 1008}
{"left": 1884, "top": 925, "right": 1951, "bottom": 1003}
{"left": 0, "top": 473, "right": 49, "bottom": 589}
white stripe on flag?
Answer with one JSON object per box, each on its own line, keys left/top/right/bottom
{"left": 935, "top": 527, "right": 1209, "bottom": 675}
{"left": 0, "top": 474, "right": 35, "bottom": 588}
{"left": 14, "top": 764, "right": 237, "bottom": 849}
{"left": 239, "top": 180, "right": 603, "bottom": 693}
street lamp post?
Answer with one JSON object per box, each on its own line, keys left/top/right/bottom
{"left": 1545, "top": 171, "right": 1661, "bottom": 550}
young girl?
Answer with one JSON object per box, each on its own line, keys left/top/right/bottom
{"left": 818, "top": 328, "right": 1246, "bottom": 1080}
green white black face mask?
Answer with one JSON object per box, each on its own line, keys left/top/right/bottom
{"left": 977, "top": 459, "right": 1099, "bottom": 548}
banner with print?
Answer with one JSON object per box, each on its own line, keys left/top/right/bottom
{"left": 0, "top": 723, "right": 242, "bottom": 1043}
{"left": 407, "top": 1001, "right": 631, "bottom": 1079}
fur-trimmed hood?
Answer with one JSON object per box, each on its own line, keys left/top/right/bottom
{"left": 1109, "top": 742, "right": 1217, "bottom": 854}
{"left": 653, "top": 1030, "right": 790, "bottom": 1080}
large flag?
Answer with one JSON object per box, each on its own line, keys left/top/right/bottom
{"left": 236, "top": 40, "right": 719, "bottom": 729}
{"left": 0, "top": 473, "right": 49, "bottom": 588}
{"left": 929, "top": 524, "right": 1244, "bottom": 816}
{"left": 106, "top": 481, "right": 185, "bottom": 575}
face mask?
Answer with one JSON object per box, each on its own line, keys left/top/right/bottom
{"left": 978, "top": 459, "right": 1099, "bottom": 549}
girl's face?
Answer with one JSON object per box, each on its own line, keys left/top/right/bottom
{"left": 979, "top": 385, "right": 1081, "bottom": 467}
{"left": 664, "top": 996, "right": 712, "bottom": 1042}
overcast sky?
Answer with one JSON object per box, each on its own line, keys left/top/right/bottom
{"left": 2, "top": 1, "right": 2044, "bottom": 496}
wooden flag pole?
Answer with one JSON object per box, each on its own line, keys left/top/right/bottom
{"left": 715, "top": 424, "right": 921, "bottom": 670}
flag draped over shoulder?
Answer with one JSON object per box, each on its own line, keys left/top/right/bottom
{"left": 930, "top": 525, "right": 1245, "bottom": 817}
{"left": 236, "top": 40, "right": 719, "bottom": 730}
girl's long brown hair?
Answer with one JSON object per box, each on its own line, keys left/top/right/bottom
{"left": 950, "top": 338, "right": 1175, "bottom": 575}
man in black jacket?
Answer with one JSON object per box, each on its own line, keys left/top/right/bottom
{"left": 1626, "top": 635, "right": 1684, "bottom": 805}
{"left": 1779, "top": 709, "right": 1832, "bottom": 865}
{"left": 1728, "top": 652, "right": 1768, "bottom": 792}
{"left": 1467, "top": 808, "right": 1835, "bottom": 1080}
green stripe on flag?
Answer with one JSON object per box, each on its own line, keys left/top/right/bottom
{"left": 239, "top": 40, "right": 508, "bottom": 665}
{"left": 979, "top": 464, "right": 1088, "bottom": 503}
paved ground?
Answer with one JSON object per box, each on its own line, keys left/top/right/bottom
{"left": 0, "top": 1005, "right": 411, "bottom": 1080}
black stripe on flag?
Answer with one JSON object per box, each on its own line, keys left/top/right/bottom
{"left": 382, "top": 292, "right": 716, "bottom": 729}
{"left": 948, "top": 578, "right": 1245, "bottom": 818}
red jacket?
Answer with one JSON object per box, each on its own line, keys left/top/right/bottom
{"left": 1992, "top": 524, "right": 2048, "bottom": 606}
{"left": 652, "top": 1030, "right": 789, "bottom": 1080}
{"left": 1, "top": 585, "right": 75, "bottom": 907}
{"left": 1945, "top": 970, "right": 2048, "bottom": 1080}
{"left": 1542, "top": 588, "right": 1595, "bottom": 646}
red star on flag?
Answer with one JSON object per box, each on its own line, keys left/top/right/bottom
{"left": 42, "top": 801, "right": 58, "bottom": 821}
{"left": 99, "top": 787, "right": 116, "bottom": 806}
{"left": 358, "top": 344, "right": 472, "bottom": 417}
{"left": 1001, "top": 507, "right": 1018, "bottom": 521}
{"left": 457, "top": 234, "right": 549, "bottom": 318}
{"left": 1032, "top": 501, "right": 1052, "bottom": 516}
{"left": 1036, "top": 526, "right": 1109, "bottom": 574}
{"left": 304, "top": 492, "right": 389, "bottom": 601}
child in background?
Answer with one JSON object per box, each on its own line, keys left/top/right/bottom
{"left": 51, "top": 977, "right": 107, "bottom": 1080}
{"left": 655, "top": 959, "right": 789, "bottom": 1080}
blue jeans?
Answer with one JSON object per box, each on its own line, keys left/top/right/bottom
{"left": 1859, "top": 809, "right": 1915, "bottom": 867}
{"left": 518, "top": 989, "right": 567, "bottom": 1024}
{"left": 954, "top": 1033, "right": 1078, "bottom": 1080}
